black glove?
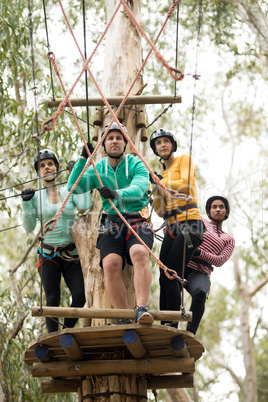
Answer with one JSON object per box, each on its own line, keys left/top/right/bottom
{"left": 149, "top": 172, "right": 163, "bottom": 184}
{"left": 21, "top": 188, "right": 35, "bottom": 201}
{"left": 97, "top": 186, "right": 119, "bottom": 200}
{"left": 193, "top": 248, "right": 201, "bottom": 257}
{"left": 81, "top": 142, "right": 94, "bottom": 159}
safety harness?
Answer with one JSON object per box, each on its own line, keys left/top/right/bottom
{"left": 163, "top": 204, "right": 199, "bottom": 248}
{"left": 97, "top": 207, "right": 154, "bottom": 241}
{"left": 37, "top": 242, "right": 79, "bottom": 265}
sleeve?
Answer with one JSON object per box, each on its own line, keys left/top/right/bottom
{"left": 161, "top": 154, "right": 195, "bottom": 194}
{"left": 67, "top": 157, "right": 97, "bottom": 194}
{"left": 72, "top": 191, "right": 93, "bottom": 211}
{"left": 22, "top": 198, "right": 37, "bottom": 233}
{"left": 199, "top": 237, "right": 235, "bottom": 267}
{"left": 116, "top": 159, "right": 149, "bottom": 200}
{"left": 152, "top": 188, "right": 166, "bottom": 218}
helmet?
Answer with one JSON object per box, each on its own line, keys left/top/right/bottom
{"left": 205, "top": 195, "right": 230, "bottom": 221}
{"left": 34, "top": 149, "right": 59, "bottom": 174}
{"left": 101, "top": 122, "right": 128, "bottom": 145}
{"left": 150, "top": 128, "right": 177, "bottom": 157}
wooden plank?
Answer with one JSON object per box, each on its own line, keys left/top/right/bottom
{"left": 32, "top": 306, "right": 192, "bottom": 322}
{"left": 24, "top": 325, "right": 204, "bottom": 367}
{"left": 41, "top": 375, "right": 194, "bottom": 393}
{"left": 42, "top": 379, "right": 81, "bottom": 393}
{"left": 148, "top": 374, "right": 194, "bottom": 389}
{"left": 46, "top": 95, "right": 181, "bottom": 108}
{"left": 33, "top": 357, "right": 195, "bottom": 378}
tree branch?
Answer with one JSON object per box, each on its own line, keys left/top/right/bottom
{"left": 9, "top": 229, "right": 40, "bottom": 276}
{"left": 249, "top": 276, "right": 268, "bottom": 298}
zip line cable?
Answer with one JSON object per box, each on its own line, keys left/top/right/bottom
{"left": 0, "top": 181, "right": 68, "bottom": 202}
{"left": 42, "top": 0, "right": 55, "bottom": 100}
{"left": 82, "top": 0, "right": 91, "bottom": 143}
{"left": 180, "top": 0, "right": 203, "bottom": 313}
{"left": 174, "top": 2, "right": 180, "bottom": 98}
{"left": 0, "top": 168, "right": 68, "bottom": 192}
{"left": 28, "top": 0, "right": 45, "bottom": 310}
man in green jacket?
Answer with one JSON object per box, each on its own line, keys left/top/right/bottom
{"left": 68, "top": 122, "right": 154, "bottom": 324}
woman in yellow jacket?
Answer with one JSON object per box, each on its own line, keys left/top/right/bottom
{"left": 150, "top": 128, "right": 205, "bottom": 329}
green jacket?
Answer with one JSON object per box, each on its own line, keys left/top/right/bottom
{"left": 67, "top": 155, "right": 149, "bottom": 214}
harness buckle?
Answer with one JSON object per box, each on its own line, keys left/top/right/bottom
{"left": 138, "top": 206, "right": 150, "bottom": 220}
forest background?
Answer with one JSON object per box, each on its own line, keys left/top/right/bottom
{"left": 0, "top": 0, "right": 267, "bottom": 401}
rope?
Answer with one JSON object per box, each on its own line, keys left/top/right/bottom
{"left": 28, "top": 1, "right": 191, "bottom": 284}
{"left": 47, "top": 0, "right": 188, "bottom": 203}
{"left": 119, "top": 0, "right": 184, "bottom": 82}
{"left": 41, "top": 1, "right": 190, "bottom": 283}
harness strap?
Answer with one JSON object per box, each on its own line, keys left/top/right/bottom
{"left": 163, "top": 204, "right": 198, "bottom": 220}
{"left": 37, "top": 255, "right": 60, "bottom": 270}
{"left": 38, "top": 243, "right": 79, "bottom": 261}
{"left": 165, "top": 220, "right": 194, "bottom": 249}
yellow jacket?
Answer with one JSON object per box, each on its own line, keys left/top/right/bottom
{"left": 153, "top": 154, "right": 201, "bottom": 224}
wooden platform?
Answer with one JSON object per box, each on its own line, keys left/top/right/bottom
{"left": 24, "top": 324, "right": 204, "bottom": 381}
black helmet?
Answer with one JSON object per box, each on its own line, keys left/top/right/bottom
{"left": 34, "top": 149, "right": 59, "bottom": 174}
{"left": 101, "top": 122, "right": 128, "bottom": 145}
{"left": 205, "top": 195, "right": 230, "bottom": 221}
{"left": 150, "top": 128, "right": 177, "bottom": 158}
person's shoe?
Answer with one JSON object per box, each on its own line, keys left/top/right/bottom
{"left": 134, "top": 305, "right": 154, "bottom": 324}
{"left": 114, "top": 319, "right": 132, "bottom": 325}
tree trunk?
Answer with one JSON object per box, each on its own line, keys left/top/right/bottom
{"left": 233, "top": 247, "right": 257, "bottom": 402}
{"left": 235, "top": 0, "right": 268, "bottom": 58}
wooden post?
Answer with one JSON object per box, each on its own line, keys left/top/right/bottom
{"left": 170, "top": 335, "right": 190, "bottom": 358}
{"left": 108, "top": 375, "right": 121, "bottom": 402}
{"left": 59, "top": 333, "right": 84, "bottom": 361}
{"left": 82, "top": 378, "right": 94, "bottom": 402}
{"left": 136, "top": 104, "right": 146, "bottom": 128}
{"left": 34, "top": 345, "right": 52, "bottom": 362}
{"left": 137, "top": 376, "right": 147, "bottom": 402}
{"left": 123, "top": 329, "right": 147, "bottom": 358}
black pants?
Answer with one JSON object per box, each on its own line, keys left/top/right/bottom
{"left": 38, "top": 256, "right": 86, "bottom": 333}
{"left": 159, "top": 220, "right": 204, "bottom": 332}
{"left": 184, "top": 268, "right": 210, "bottom": 334}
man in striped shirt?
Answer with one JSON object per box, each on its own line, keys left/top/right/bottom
{"left": 186, "top": 195, "right": 235, "bottom": 334}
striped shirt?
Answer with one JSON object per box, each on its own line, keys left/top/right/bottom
{"left": 188, "top": 218, "right": 235, "bottom": 275}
